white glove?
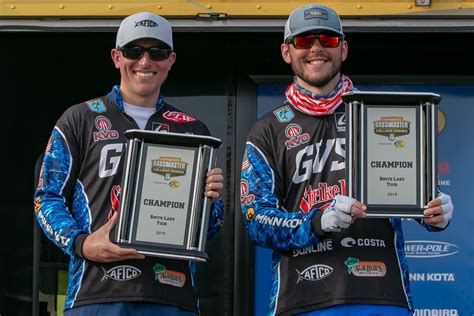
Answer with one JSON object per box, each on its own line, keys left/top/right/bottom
{"left": 321, "top": 195, "right": 356, "bottom": 233}
{"left": 429, "top": 192, "right": 453, "bottom": 229}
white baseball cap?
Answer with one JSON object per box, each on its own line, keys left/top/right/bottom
{"left": 116, "top": 12, "right": 173, "bottom": 49}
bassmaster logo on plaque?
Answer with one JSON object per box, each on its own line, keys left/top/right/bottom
{"left": 373, "top": 116, "right": 410, "bottom": 141}
{"left": 151, "top": 157, "right": 188, "bottom": 180}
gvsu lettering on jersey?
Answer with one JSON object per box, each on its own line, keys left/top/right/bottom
{"left": 293, "top": 138, "right": 345, "bottom": 184}
{"left": 254, "top": 214, "right": 302, "bottom": 228}
{"left": 99, "top": 143, "right": 124, "bottom": 178}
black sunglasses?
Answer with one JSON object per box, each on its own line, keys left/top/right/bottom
{"left": 118, "top": 45, "right": 172, "bottom": 61}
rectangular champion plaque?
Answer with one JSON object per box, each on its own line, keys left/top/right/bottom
{"left": 113, "top": 130, "right": 222, "bottom": 261}
{"left": 343, "top": 91, "right": 441, "bottom": 218}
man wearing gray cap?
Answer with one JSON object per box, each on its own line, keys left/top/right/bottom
{"left": 34, "top": 12, "right": 224, "bottom": 316}
{"left": 240, "top": 3, "right": 453, "bottom": 316}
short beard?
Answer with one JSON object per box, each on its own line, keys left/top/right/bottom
{"left": 291, "top": 58, "right": 342, "bottom": 89}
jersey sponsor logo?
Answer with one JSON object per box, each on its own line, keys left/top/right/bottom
{"left": 162, "top": 111, "right": 196, "bottom": 123}
{"left": 240, "top": 180, "right": 255, "bottom": 205}
{"left": 245, "top": 208, "right": 255, "bottom": 222}
{"left": 293, "top": 240, "right": 333, "bottom": 257}
{"left": 35, "top": 208, "right": 70, "bottom": 247}
{"left": 101, "top": 265, "right": 141, "bottom": 282}
{"left": 86, "top": 99, "right": 106, "bottom": 113}
{"left": 153, "top": 263, "right": 186, "bottom": 288}
{"left": 340, "top": 237, "right": 386, "bottom": 248}
{"left": 284, "top": 124, "right": 310, "bottom": 150}
{"left": 409, "top": 273, "right": 455, "bottom": 282}
{"left": 404, "top": 240, "right": 459, "bottom": 258}
{"left": 344, "top": 257, "right": 387, "bottom": 277}
{"left": 108, "top": 185, "right": 121, "bottom": 220}
{"left": 93, "top": 116, "right": 119, "bottom": 142}
{"left": 242, "top": 150, "right": 250, "bottom": 171}
{"left": 254, "top": 214, "right": 302, "bottom": 228}
{"left": 292, "top": 138, "right": 345, "bottom": 184}
{"left": 273, "top": 106, "right": 294, "bottom": 123}
{"left": 414, "top": 309, "right": 458, "bottom": 316}
{"left": 334, "top": 112, "right": 345, "bottom": 132}
{"left": 152, "top": 122, "right": 170, "bottom": 132}
{"left": 99, "top": 143, "right": 124, "bottom": 178}
{"left": 299, "top": 180, "right": 345, "bottom": 213}
{"left": 151, "top": 157, "right": 188, "bottom": 180}
{"left": 296, "top": 264, "right": 333, "bottom": 283}
{"left": 373, "top": 116, "right": 410, "bottom": 141}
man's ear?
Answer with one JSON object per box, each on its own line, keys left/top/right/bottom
{"left": 111, "top": 48, "right": 121, "bottom": 69}
{"left": 341, "top": 40, "right": 348, "bottom": 62}
{"left": 281, "top": 43, "right": 292, "bottom": 65}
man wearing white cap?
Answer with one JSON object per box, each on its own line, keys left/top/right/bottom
{"left": 34, "top": 12, "right": 224, "bottom": 316}
{"left": 240, "top": 3, "right": 453, "bottom": 316}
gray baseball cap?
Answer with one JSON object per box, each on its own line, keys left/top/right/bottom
{"left": 116, "top": 12, "right": 173, "bottom": 50}
{"left": 284, "top": 4, "right": 344, "bottom": 43}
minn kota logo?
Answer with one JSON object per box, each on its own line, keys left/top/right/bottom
{"left": 373, "top": 116, "right": 410, "bottom": 141}
{"left": 152, "top": 157, "right": 188, "bottom": 180}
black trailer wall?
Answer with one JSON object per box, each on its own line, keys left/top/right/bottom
{"left": 0, "top": 30, "right": 472, "bottom": 316}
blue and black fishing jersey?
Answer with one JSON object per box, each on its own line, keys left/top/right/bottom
{"left": 240, "top": 101, "right": 443, "bottom": 316}
{"left": 34, "top": 86, "right": 223, "bottom": 311}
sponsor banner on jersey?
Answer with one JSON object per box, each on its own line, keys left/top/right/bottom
{"left": 404, "top": 240, "right": 459, "bottom": 258}
{"left": 273, "top": 105, "right": 294, "bottom": 123}
{"left": 409, "top": 273, "right": 455, "bottom": 282}
{"left": 153, "top": 263, "right": 186, "bottom": 288}
{"left": 344, "top": 257, "right": 387, "bottom": 277}
{"left": 299, "top": 180, "right": 345, "bottom": 213}
{"left": 253, "top": 214, "right": 302, "bottom": 228}
{"left": 340, "top": 237, "right": 386, "bottom": 248}
{"left": 101, "top": 265, "right": 141, "bottom": 282}
{"left": 86, "top": 99, "right": 106, "bottom": 113}
{"left": 414, "top": 309, "right": 458, "bottom": 316}
{"left": 93, "top": 116, "right": 119, "bottom": 142}
{"left": 152, "top": 122, "right": 170, "bottom": 132}
{"left": 162, "top": 111, "right": 196, "bottom": 123}
{"left": 245, "top": 208, "right": 255, "bottom": 222}
{"left": 296, "top": 264, "right": 333, "bottom": 283}
{"left": 284, "top": 124, "right": 310, "bottom": 150}
{"left": 35, "top": 208, "right": 70, "bottom": 247}
{"left": 334, "top": 112, "right": 346, "bottom": 132}
{"left": 240, "top": 180, "right": 255, "bottom": 205}
{"left": 293, "top": 240, "right": 333, "bottom": 257}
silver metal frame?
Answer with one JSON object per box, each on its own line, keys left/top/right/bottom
{"left": 113, "top": 130, "right": 222, "bottom": 262}
{"left": 343, "top": 91, "right": 440, "bottom": 218}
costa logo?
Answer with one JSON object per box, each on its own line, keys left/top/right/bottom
{"left": 101, "top": 265, "right": 141, "bottom": 282}
{"left": 404, "top": 240, "right": 459, "bottom": 258}
{"left": 341, "top": 237, "right": 386, "bottom": 248}
{"left": 296, "top": 264, "right": 333, "bottom": 283}
{"left": 95, "top": 116, "right": 112, "bottom": 130}
{"left": 285, "top": 124, "right": 302, "bottom": 137}
{"left": 162, "top": 111, "right": 196, "bottom": 123}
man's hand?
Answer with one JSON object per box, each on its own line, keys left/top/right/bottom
{"left": 82, "top": 212, "right": 145, "bottom": 262}
{"left": 423, "top": 192, "right": 453, "bottom": 229}
{"left": 321, "top": 195, "right": 367, "bottom": 233}
{"left": 204, "top": 168, "right": 224, "bottom": 199}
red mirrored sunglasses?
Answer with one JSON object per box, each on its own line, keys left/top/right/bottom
{"left": 289, "top": 33, "right": 342, "bottom": 49}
